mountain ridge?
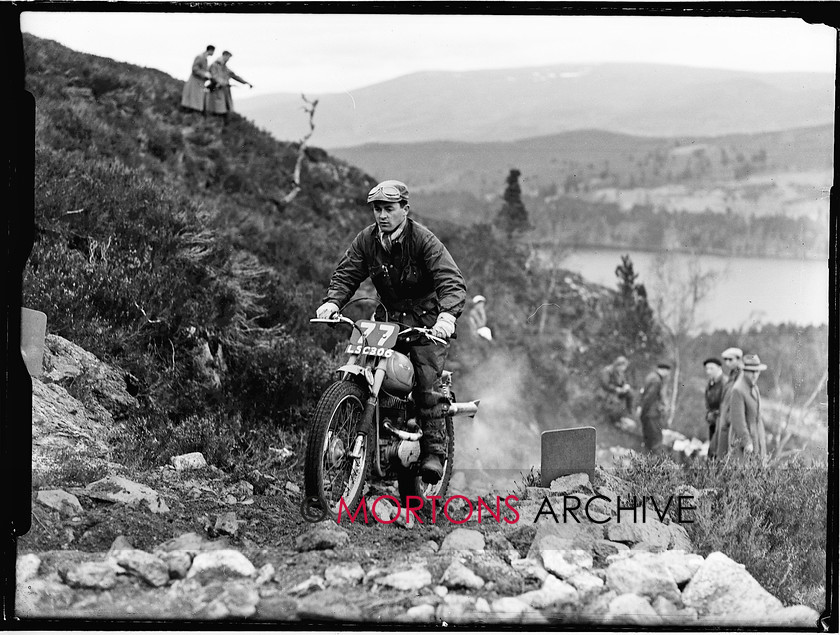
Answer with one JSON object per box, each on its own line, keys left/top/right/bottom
{"left": 238, "top": 62, "right": 834, "bottom": 148}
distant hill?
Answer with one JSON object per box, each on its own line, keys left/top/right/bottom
{"left": 329, "top": 125, "right": 834, "bottom": 207}
{"left": 238, "top": 63, "right": 834, "bottom": 148}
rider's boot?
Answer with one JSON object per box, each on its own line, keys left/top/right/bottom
{"left": 418, "top": 390, "right": 447, "bottom": 484}
{"left": 420, "top": 454, "right": 444, "bottom": 484}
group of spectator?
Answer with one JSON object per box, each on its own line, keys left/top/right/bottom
{"left": 180, "top": 45, "right": 252, "bottom": 123}
{"left": 600, "top": 347, "right": 768, "bottom": 462}
{"left": 704, "top": 347, "right": 768, "bottom": 460}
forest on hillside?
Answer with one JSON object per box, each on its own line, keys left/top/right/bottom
{"left": 412, "top": 190, "right": 828, "bottom": 259}
{"left": 21, "top": 34, "right": 827, "bottom": 473}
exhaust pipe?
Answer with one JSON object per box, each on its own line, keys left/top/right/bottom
{"left": 447, "top": 400, "right": 480, "bottom": 418}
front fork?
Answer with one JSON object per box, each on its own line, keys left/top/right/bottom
{"left": 347, "top": 360, "right": 388, "bottom": 478}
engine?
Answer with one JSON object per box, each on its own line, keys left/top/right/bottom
{"left": 378, "top": 391, "right": 421, "bottom": 468}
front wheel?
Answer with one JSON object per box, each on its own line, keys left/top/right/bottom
{"left": 304, "top": 381, "right": 369, "bottom": 519}
{"left": 397, "top": 414, "right": 455, "bottom": 505}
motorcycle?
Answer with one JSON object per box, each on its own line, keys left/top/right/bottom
{"left": 303, "top": 308, "right": 480, "bottom": 521}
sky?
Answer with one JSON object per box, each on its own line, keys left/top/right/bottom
{"left": 20, "top": 11, "right": 837, "bottom": 99}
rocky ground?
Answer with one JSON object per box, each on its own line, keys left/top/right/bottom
{"left": 14, "top": 335, "right": 822, "bottom": 627}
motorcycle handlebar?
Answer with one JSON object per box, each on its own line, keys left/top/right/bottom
{"left": 398, "top": 326, "right": 447, "bottom": 345}
{"left": 310, "top": 316, "right": 446, "bottom": 344}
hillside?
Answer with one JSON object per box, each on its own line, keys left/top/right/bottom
{"left": 14, "top": 34, "right": 829, "bottom": 627}
{"left": 238, "top": 63, "right": 834, "bottom": 148}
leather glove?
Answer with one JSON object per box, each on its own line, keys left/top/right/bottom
{"left": 431, "top": 312, "right": 456, "bottom": 339}
{"left": 316, "top": 302, "right": 339, "bottom": 319}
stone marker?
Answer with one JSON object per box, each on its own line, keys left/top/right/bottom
{"left": 540, "top": 427, "right": 596, "bottom": 486}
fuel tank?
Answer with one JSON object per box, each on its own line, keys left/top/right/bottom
{"left": 382, "top": 350, "right": 414, "bottom": 394}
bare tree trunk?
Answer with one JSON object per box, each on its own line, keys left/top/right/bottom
{"left": 281, "top": 94, "right": 319, "bottom": 206}
{"left": 667, "top": 348, "right": 680, "bottom": 428}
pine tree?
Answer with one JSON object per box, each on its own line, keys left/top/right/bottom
{"left": 494, "top": 169, "right": 530, "bottom": 236}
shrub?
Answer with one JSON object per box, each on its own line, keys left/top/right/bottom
{"left": 612, "top": 452, "right": 827, "bottom": 610}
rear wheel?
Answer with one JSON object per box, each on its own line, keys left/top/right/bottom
{"left": 304, "top": 381, "right": 369, "bottom": 519}
{"left": 397, "top": 414, "right": 455, "bottom": 505}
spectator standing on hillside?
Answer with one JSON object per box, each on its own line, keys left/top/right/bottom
{"left": 703, "top": 357, "right": 725, "bottom": 459}
{"left": 181, "top": 44, "right": 215, "bottom": 113}
{"left": 727, "top": 353, "right": 768, "bottom": 460}
{"left": 599, "top": 356, "right": 634, "bottom": 430}
{"left": 316, "top": 179, "right": 467, "bottom": 484}
{"left": 468, "top": 295, "right": 492, "bottom": 341}
{"left": 206, "top": 51, "right": 253, "bottom": 123}
{"left": 715, "top": 347, "right": 743, "bottom": 458}
{"left": 639, "top": 361, "right": 671, "bottom": 453}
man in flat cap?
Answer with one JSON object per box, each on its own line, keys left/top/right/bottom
{"left": 317, "top": 179, "right": 467, "bottom": 484}
{"left": 703, "top": 357, "right": 725, "bottom": 459}
{"left": 639, "top": 361, "right": 672, "bottom": 453}
{"left": 727, "top": 353, "right": 768, "bottom": 460}
{"left": 715, "top": 347, "right": 743, "bottom": 458}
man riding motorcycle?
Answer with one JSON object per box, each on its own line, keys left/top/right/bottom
{"left": 316, "top": 179, "right": 467, "bottom": 484}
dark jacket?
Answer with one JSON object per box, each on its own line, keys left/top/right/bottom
{"left": 704, "top": 374, "right": 725, "bottom": 425}
{"left": 323, "top": 218, "right": 467, "bottom": 329}
{"left": 639, "top": 371, "right": 665, "bottom": 419}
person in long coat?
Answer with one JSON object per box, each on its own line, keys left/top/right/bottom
{"left": 715, "top": 347, "right": 743, "bottom": 458}
{"left": 727, "top": 353, "right": 768, "bottom": 460}
{"left": 639, "top": 362, "right": 671, "bottom": 453}
{"left": 703, "top": 357, "right": 725, "bottom": 458}
{"left": 206, "top": 51, "right": 252, "bottom": 118}
{"left": 181, "top": 45, "right": 215, "bottom": 112}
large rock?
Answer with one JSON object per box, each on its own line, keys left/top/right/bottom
{"left": 43, "top": 334, "right": 138, "bottom": 415}
{"left": 764, "top": 605, "right": 822, "bottom": 628}
{"left": 606, "top": 513, "right": 672, "bottom": 549}
{"left": 549, "top": 473, "right": 592, "bottom": 494}
{"left": 15, "top": 579, "right": 75, "bottom": 616}
{"left": 36, "top": 489, "right": 84, "bottom": 516}
{"left": 295, "top": 524, "right": 350, "bottom": 552}
{"left": 32, "top": 380, "right": 112, "bottom": 476}
{"left": 652, "top": 550, "right": 704, "bottom": 585}
{"left": 439, "top": 528, "right": 485, "bottom": 552}
{"left": 187, "top": 549, "right": 256, "bottom": 581}
{"left": 155, "top": 531, "right": 229, "bottom": 554}
{"left": 517, "top": 574, "right": 579, "bottom": 609}
{"left": 296, "top": 590, "right": 364, "bottom": 621}
{"left": 17, "top": 554, "right": 42, "bottom": 582}
{"left": 652, "top": 596, "right": 699, "bottom": 624}
{"left": 491, "top": 597, "right": 546, "bottom": 624}
{"left": 566, "top": 570, "right": 605, "bottom": 600}
{"left": 440, "top": 560, "right": 485, "bottom": 590}
{"left": 157, "top": 550, "right": 193, "bottom": 579}
{"left": 682, "top": 551, "right": 783, "bottom": 624}
{"left": 376, "top": 566, "right": 432, "bottom": 591}
{"left": 606, "top": 593, "right": 662, "bottom": 625}
{"left": 197, "top": 581, "right": 260, "bottom": 619}
{"left": 324, "top": 562, "right": 365, "bottom": 586}
{"left": 540, "top": 546, "right": 593, "bottom": 580}
{"left": 214, "top": 511, "right": 244, "bottom": 537}
{"left": 527, "top": 512, "right": 605, "bottom": 554}
{"left": 62, "top": 561, "right": 120, "bottom": 590}
{"left": 404, "top": 603, "right": 437, "bottom": 623}
{"left": 605, "top": 552, "right": 681, "bottom": 602}
{"left": 85, "top": 474, "right": 169, "bottom": 513}
{"left": 170, "top": 452, "right": 207, "bottom": 471}
{"left": 111, "top": 549, "right": 169, "bottom": 587}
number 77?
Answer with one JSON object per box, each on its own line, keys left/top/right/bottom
{"left": 377, "top": 324, "right": 395, "bottom": 346}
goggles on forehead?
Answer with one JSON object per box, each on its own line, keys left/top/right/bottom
{"left": 367, "top": 184, "right": 405, "bottom": 203}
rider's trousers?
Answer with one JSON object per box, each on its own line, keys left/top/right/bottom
{"left": 407, "top": 341, "right": 449, "bottom": 457}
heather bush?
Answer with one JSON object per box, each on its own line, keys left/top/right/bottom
{"left": 612, "top": 452, "right": 827, "bottom": 610}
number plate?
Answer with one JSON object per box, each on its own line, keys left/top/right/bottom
{"left": 344, "top": 320, "right": 399, "bottom": 357}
